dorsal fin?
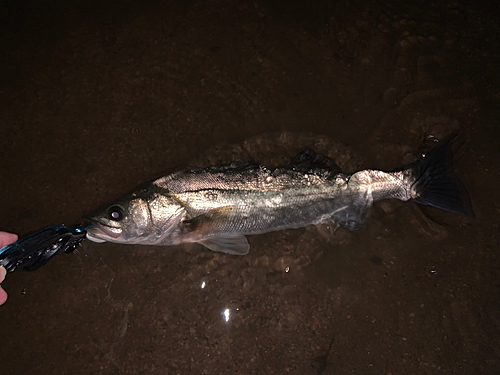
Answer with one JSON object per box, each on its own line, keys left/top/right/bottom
{"left": 285, "top": 148, "right": 341, "bottom": 175}
{"left": 203, "top": 160, "right": 260, "bottom": 173}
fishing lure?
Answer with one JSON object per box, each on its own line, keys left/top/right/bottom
{"left": 0, "top": 225, "right": 87, "bottom": 273}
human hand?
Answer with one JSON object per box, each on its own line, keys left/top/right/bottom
{"left": 0, "top": 231, "right": 18, "bottom": 305}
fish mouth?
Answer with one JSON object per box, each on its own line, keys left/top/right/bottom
{"left": 83, "top": 217, "right": 123, "bottom": 240}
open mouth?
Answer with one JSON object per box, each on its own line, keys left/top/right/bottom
{"left": 83, "top": 217, "right": 123, "bottom": 239}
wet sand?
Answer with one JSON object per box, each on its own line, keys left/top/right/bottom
{"left": 0, "top": 0, "right": 498, "bottom": 374}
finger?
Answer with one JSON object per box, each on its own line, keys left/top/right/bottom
{"left": 0, "top": 266, "right": 5, "bottom": 282}
{"left": 0, "top": 286, "right": 7, "bottom": 305}
{"left": 0, "top": 232, "right": 18, "bottom": 248}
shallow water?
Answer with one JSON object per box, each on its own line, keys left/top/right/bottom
{"left": 0, "top": 1, "right": 498, "bottom": 374}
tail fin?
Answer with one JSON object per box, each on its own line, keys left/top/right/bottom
{"left": 407, "top": 139, "right": 475, "bottom": 217}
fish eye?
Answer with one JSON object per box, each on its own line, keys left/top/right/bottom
{"left": 108, "top": 205, "right": 124, "bottom": 221}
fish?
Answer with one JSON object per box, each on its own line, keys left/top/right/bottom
{"left": 84, "top": 140, "right": 474, "bottom": 255}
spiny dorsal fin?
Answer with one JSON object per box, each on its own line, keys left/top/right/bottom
{"left": 205, "top": 160, "right": 260, "bottom": 173}
{"left": 285, "top": 148, "right": 341, "bottom": 176}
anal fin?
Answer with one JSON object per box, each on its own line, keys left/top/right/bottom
{"left": 331, "top": 199, "right": 372, "bottom": 230}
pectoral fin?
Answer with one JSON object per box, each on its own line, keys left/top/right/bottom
{"left": 182, "top": 206, "right": 235, "bottom": 234}
{"left": 199, "top": 236, "right": 250, "bottom": 255}
{"left": 181, "top": 206, "right": 249, "bottom": 254}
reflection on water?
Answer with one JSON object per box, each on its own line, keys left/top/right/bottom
{"left": 222, "top": 308, "right": 230, "bottom": 322}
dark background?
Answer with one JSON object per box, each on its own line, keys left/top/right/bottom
{"left": 0, "top": 0, "right": 498, "bottom": 374}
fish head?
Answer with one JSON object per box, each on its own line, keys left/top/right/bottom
{"left": 84, "top": 185, "right": 186, "bottom": 244}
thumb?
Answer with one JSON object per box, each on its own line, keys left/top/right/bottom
{"left": 0, "top": 267, "right": 7, "bottom": 305}
{"left": 0, "top": 232, "right": 18, "bottom": 248}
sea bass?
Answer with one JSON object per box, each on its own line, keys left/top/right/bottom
{"left": 85, "top": 141, "right": 473, "bottom": 255}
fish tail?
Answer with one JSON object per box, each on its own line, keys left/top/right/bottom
{"left": 408, "top": 139, "right": 475, "bottom": 216}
